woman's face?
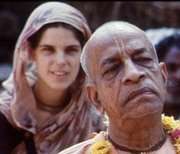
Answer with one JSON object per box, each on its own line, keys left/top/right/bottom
{"left": 32, "top": 26, "right": 81, "bottom": 91}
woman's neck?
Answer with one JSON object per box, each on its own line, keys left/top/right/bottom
{"left": 33, "top": 80, "right": 71, "bottom": 113}
{"left": 108, "top": 113, "right": 166, "bottom": 152}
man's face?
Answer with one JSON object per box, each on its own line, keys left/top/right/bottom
{"left": 93, "top": 32, "right": 167, "bottom": 122}
{"left": 164, "top": 46, "right": 180, "bottom": 105}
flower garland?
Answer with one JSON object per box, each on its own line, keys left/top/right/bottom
{"left": 162, "top": 114, "right": 180, "bottom": 154}
{"left": 90, "top": 114, "right": 180, "bottom": 154}
{"left": 91, "top": 140, "right": 112, "bottom": 154}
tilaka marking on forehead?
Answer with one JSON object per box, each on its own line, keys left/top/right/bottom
{"left": 106, "top": 26, "right": 146, "bottom": 58}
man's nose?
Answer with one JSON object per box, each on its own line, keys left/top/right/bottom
{"left": 122, "top": 60, "right": 145, "bottom": 84}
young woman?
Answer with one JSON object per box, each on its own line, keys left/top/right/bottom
{"left": 0, "top": 2, "right": 105, "bottom": 154}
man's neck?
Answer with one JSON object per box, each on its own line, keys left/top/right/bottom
{"left": 108, "top": 113, "right": 166, "bottom": 152}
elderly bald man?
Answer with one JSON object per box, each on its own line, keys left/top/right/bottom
{"left": 59, "top": 21, "right": 178, "bottom": 154}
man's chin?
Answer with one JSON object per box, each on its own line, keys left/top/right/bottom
{"left": 128, "top": 103, "right": 163, "bottom": 119}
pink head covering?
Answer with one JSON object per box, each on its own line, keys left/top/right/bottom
{"left": 3, "top": 1, "right": 91, "bottom": 92}
{"left": 0, "top": 2, "right": 105, "bottom": 153}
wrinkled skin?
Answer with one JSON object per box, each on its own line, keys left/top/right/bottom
{"left": 85, "top": 22, "right": 169, "bottom": 151}
{"left": 87, "top": 27, "right": 167, "bottom": 122}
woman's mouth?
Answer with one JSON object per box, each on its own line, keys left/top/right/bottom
{"left": 51, "top": 71, "right": 69, "bottom": 78}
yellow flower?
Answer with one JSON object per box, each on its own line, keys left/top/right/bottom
{"left": 161, "top": 114, "right": 177, "bottom": 130}
{"left": 91, "top": 140, "right": 112, "bottom": 154}
{"left": 90, "top": 115, "right": 180, "bottom": 154}
{"left": 162, "top": 114, "right": 180, "bottom": 154}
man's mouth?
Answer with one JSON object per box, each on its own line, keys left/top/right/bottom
{"left": 124, "top": 87, "right": 158, "bottom": 105}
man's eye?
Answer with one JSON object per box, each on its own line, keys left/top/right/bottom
{"left": 134, "top": 57, "right": 153, "bottom": 66}
{"left": 103, "top": 64, "right": 120, "bottom": 79}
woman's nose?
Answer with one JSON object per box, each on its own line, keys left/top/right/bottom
{"left": 55, "top": 51, "right": 66, "bottom": 65}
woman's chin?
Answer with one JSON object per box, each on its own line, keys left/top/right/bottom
{"left": 48, "top": 82, "right": 71, "bottom": 91}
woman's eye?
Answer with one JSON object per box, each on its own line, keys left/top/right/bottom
{"left": 68, "top": 49, "right": 78, "bottom": 54}
{"left": 66, "top": 47, "right": 81, "bottom": 55}
{"left": 41, "top": 47, "right": 54, "bottom": 55}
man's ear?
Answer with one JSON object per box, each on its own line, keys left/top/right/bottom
{"left": 159, "top": 62, "right": 168, "bottom": 85}
{"left": 86, "top": 81, "right": 103, "bottom": 110}
{"left": 86, "top": 82, "right": 99, "bottom": 104}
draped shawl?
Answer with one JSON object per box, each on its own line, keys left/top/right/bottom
{"left": 0, "top": 2, "right": 105, "bottom": 153}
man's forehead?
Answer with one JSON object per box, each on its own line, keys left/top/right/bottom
{"left": 90, "top": 34, "right": 155, "bottom": 73}
{"left": 84, "top": 22, "right": 156, "bottom": 75}
{"left": 91, "top": 25, "right": 148, "bottom": 50}
{"left": 83, "top": 21, "right": 157, "bottom": 80}
{"left": 94, "top": 33, "right": 150, "bottom": 58}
